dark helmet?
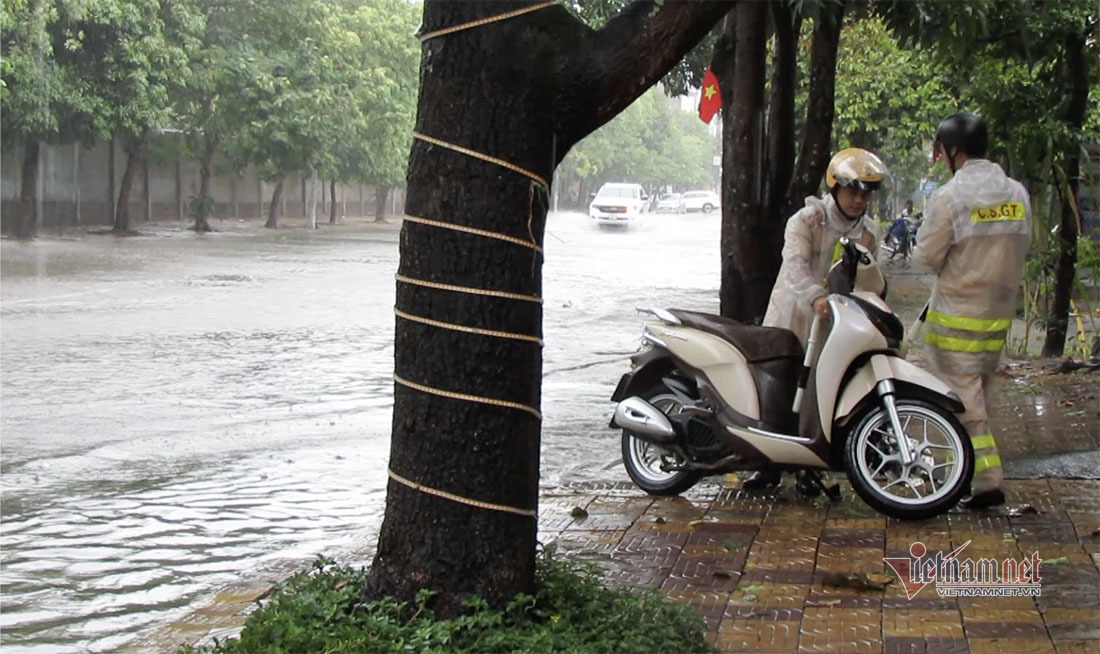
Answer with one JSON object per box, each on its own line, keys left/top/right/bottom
{"left": 934, "top": 112, "right": 988, "bottom": 159}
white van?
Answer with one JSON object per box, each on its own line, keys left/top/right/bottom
{"left": 588, "top": 182, "right": 649, "bottom": 228}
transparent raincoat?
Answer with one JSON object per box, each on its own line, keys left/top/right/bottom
{"left": 763, "top": 194, "right": 881, "bottom": 345}
{"left": 913, "top": 159, "right": 1032, "bottom": 374}
{"left": 912, "top": 158, "right": 1031, "bottom": 493}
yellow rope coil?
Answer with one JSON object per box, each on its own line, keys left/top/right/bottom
{"left": 412, "top": 132, "right": 549, "bottom": 192}
{"left": 402, "top": 214, "right": 542, "bottom": 254}
{"left": 395, "top": 308, "right": 543, "bottom": 344}
{"left": 417, "top": 2, "right": 555, "bottom": 43}
{"left": 396, "top": 274, "right": 542, "bottom": 304}
{"left": 394, "top": 374, "right": 542, "bottom": 419}
{"left": 389, "top": 468, "right": 536, "bottom": 518}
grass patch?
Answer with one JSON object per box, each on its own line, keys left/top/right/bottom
{"left": 179, "top": 546, "right": 714, "bottom": 653}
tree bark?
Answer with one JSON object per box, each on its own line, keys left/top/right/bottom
{"left": 374, "top": 186, "right": 390, "bottom": 223}
{"left": 114, "top": 137, "right": 145, "bottom": 233}
{"left": 1042, "top": 30, "right": 1087, "bottom": 358}
{"left": 329, "top": 179, "right": 338, "bottom": 224}
{"left": 718, "top": 3, "right": 770, "bottom": 322}
{"left": 73, "top": 143, "right": 81, "bottom": 229}
{"left": 784, "top": 2, "right": 844, "bottom": 219}
{"left": 765, "top": 3, "right": 799, "bottom": 214}
{"left": 16, "top": 140, "right": 41, "bottom": 240}
{"left": 176, "top": 154, "right": 184, "bottom": 222}
{"left": 366, "top": 0, "right": 732, "bottom": 615}
{"left": 193, "top": 134, "right": 218, "bottom": 233}
{"left": 307, "top": 167, "right": 318, "bottom": 229}
{"left": 265, "top": 177, "right": 284, "bottom": 228}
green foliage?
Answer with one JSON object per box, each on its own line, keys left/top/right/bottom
{"left": 830, "top": 16, "right": 956, "bottom": 203}
{"left": 559, "top": 88, "right": 715, "bottom": 191}
{"left": 179, "top": 548, "right": 714, "bottom": 654}
{"left": 329, "top": 0, "right": 420, "bottom": 187}
{"left": 204, "top": 0, "right": 419, "bottom": 185}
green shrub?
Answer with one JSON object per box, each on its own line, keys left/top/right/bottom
{"left": 179, "top": 547, "right": 714, "bottom": 654}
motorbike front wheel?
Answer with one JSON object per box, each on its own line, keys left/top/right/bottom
{"left": 620, "top": 384, "right": 701, "bottom": 496}
{"left": 844, "top": 397, "right": 973, "bottom": 520}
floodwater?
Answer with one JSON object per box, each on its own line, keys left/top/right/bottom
{"left": 0, "top": 211, "right": 723, "bottom": 652}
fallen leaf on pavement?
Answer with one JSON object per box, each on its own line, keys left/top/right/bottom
{"left": 821, "top": 572, "right": 893, "bottom": 591}
{"left": 1044, "top": 556, "right": 1069, "bottom": 565}
{"left": 813, "top": 598, "right": 844, "bottom": 607}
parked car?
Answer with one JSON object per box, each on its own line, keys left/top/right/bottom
{"left": 655, "top": 193, "right": 682, "bottom": 214}
{"left": 588, "top": 182, "right": 649, "bottom": 228}
{"left": 678, "top": 190, "right": 720, "bottom": 214}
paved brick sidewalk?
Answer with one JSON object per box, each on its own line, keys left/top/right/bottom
{"left": 540, "top": 477, "right": 1100, "bottom": 653}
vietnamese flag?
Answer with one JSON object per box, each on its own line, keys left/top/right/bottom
{"left": 698, "top": 66, "right": 721, "bottom": 124}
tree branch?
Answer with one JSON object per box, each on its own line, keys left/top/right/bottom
{"left": 561, "top": 0, "right": 733, "bottom": 146}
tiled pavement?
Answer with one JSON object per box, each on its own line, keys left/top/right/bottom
{"left": 540, "top": 477, "right": 1100, "bottom": 653}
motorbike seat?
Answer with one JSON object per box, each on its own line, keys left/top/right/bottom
{"left": 668, "top": 309, "right": 803, "bottom": 361}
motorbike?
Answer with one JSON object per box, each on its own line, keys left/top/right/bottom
{"left": 608, "top": 238, "right": 973, "bottom": 520}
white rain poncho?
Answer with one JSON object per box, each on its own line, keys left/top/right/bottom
{"left": 912, "top": 158, "right": 1031, "bottom": 493}
{"left": 763, "top": 193, "right": 881, "bottom": 345}
{"left": 913, "top": 159, "right": 1032, "bottom": 374}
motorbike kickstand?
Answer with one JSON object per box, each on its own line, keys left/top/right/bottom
{"left": 796, "top": 470, "right": 842, "bottom": 502}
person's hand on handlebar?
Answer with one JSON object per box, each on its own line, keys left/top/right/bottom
{"left": 813, "top": 296, "right": 830, "bottom": 318}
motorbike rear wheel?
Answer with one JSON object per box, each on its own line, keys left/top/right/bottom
{"left": 844, "top": 397, "right": 973, "bottom": 520}
{"left": 620, "top": 383, "right": 701, "bottom": 496}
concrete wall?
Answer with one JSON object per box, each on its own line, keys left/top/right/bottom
{"left": 1, "top": 135, "right": 405, "bottom": 232}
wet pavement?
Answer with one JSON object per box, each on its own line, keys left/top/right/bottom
{"left": 542, "top": 476, "right": 1100, "bottom": 653}
{"left": 143, "top": 474, "right": 1100, "bottom": 653}
{"left": 4, "top": 212, "right": 1097, "bottom": 653}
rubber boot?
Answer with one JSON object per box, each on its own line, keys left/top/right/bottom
{"left": 961, "top": 432, "right": 1004, "bottom": 509}
{"left": 742, "top": 468, "right": 782, "bottom": 490}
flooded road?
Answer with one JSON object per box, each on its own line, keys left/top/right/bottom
{"left": 1, "top": 212, "right": 723, "bottom": 652}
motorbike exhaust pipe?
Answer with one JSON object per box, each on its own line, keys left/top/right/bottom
{"left": 612, "top": 397, "right": 677, "bottom": 445}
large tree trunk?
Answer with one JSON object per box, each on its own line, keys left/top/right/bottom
{"left": 1042, "top": 30, "right": 1087, "bottom": 358}
{"left": 718, "top": 3, "right": 769, "bottom": 321}
{"left": 717, "top": 1, "right": 845, "bottom": 322}
{"left": 765, "top": 3, "right": 799, "bottom": 215}
{"left": 193, "top": 135, "right": 218, "bottom": 233}
{"left": 265, "top": 178, "right": 284, "bottom": 228}
{"left": 374, "top": 186, "right": 390, "bottom": 223}
{"left": 113, "top": 137, "right": 145, "bottom": 233}
{"left": 16, "top": 140, "right": 40, "bottom": 240}
{"left": 366, "top": 0, "right": 732, "bottom": 616}
{"left": 329, "top": 179, "right": 338, "bottom": 224}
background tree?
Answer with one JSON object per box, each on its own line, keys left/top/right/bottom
{"left": 557, "top": 87, "right": 714, "bottom": 201}
{"left": 50, "top": 0, "right": 202, "bottom": 233}
{"left": 326, "top": 0, "right": 419, "bottom": 224}
{"left": 715, "top": 1, "right": 846, "bottom": 322}
{"left": 224, "top": 0, "right": 356, "bottom": 228}
{"left": 366, "top": 0, "right": 732, "bottom": 615}
{"left": 1, "top": 0, "right": 92, "bottom": 239}
{"left": 880, "top": 0, "right": 1099, "bottom": 357}
{"left": 830, "top": 15, "right": 956, "bottom": 214}
{"left": 175, "top": 0, "right": 252, "bottom": 233}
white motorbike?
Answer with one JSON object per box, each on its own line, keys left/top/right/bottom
{"left": 609, "top": 238, "right": 973, "bottom": 520}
